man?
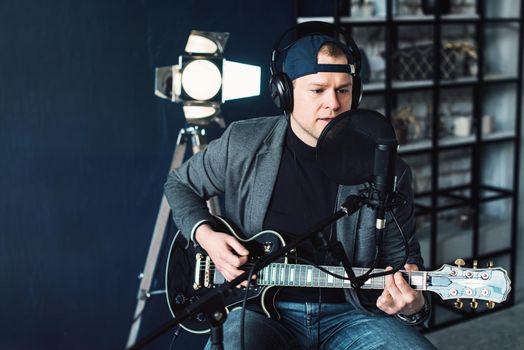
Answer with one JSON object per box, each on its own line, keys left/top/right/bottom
{"left": 165, "top": 30, "right": 436, "bottom": 349}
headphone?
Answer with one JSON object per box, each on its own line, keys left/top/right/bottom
{"left": 269, "top": 21, "right": 363, "bottom": 115}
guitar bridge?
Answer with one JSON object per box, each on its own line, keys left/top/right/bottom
{"left": 204, "top": 255, "right": 211, "bottom": 288}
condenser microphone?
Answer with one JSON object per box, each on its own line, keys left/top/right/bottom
{"left": 372, "top": 140, "right": 398, "bottom": 229}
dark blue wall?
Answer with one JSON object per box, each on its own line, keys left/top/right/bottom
{"left": 0, "top": 1, "right": 294, "bottom": 349}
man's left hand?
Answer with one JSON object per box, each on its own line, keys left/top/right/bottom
{"left": 376, "top": 264, "right": 425, "bottom": 316}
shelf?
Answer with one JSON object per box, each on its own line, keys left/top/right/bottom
{"left": 297, "top": 14, "right": 481, "bottom": 25}
{"left": 484, "top": 73, "right": 519, "bottom": 83}
{"left": 394, "top": 14, "right": 479, "bottom": 23}
{"left": 296, "top": 0, "right": 520, "bottom": 331}
{"left": 439, "top": 134, "right": 476, "bottom": 148}
{"left": 485, "top": 17, "right": 522, "bottom": 23}
{"left": 480, "top": 185, "right": 514, "bottom": 201}
{"left": 413, "top": 184, "right": 514, "bottom": 212}
{"left": 398, "top": 135, "right": 478, "bottom": 155}
{"left": 440, "top": 76, "right": 478, "bottom": 87}
{"left": 392, "top": 77, "right": 478, "bottom": 91}
{"left": 392, "top": 79, "right": 434, "bottom": 90}
{"left": 376, "top": 75, "right": 517, "bottom": 93}
{"left": 399, "top": 139, "right": 431, "bottom": 154}
{"left": 363, "top": 81, "right": 386, "bottom": 92}
{"left": 482, "top": 130, "right": 516, "bottom": 143}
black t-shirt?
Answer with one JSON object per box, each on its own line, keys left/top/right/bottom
{"left": 262, "top": 125, "right": 346, "bottom": 303}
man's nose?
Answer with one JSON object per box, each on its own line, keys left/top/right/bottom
{"left": 324, "top": 90, "right": 340, "bottom": 110}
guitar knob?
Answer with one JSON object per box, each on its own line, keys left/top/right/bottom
{"left": 190, "top": 296, "right": 199, "bottom": 304}
{"left": 263, "top": 242, "right": 273, "bottom": 254}
{"left": 470, "top": 299, "right": 478, "bottom": 310}
{"left": 473, "top": 260, "right": 478, "bottom": 269}
{"left": 196, "top": 313, "right": 207, "bottom": 322}
{"left": 454, "top": 258, "right": 466, "bottom": 268}
{"left": 175, "top": 293, "right": 186, "bottom": 305}
{"left": 486, "top": 301, "right": 496, "bottom": 309}
{"left": 454, "top": 298, "right": 463, "bottom": 309}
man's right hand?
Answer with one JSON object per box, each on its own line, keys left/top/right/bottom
{"left": 195, "top": 224, "right": 250, "bottom": 287}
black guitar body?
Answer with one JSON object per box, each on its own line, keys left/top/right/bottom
{"left": 165, "top": 216, "right": 286, "bottom": 334}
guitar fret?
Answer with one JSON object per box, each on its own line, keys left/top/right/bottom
{"left": 302, "top": 265, "right": 307, "bottom": 286}
{"left": 303, "top": 265, "right": 308, "bottom": 287}
{"left": 338, "top": 267, "right": 345, "bottom": 288}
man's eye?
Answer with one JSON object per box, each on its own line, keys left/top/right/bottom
{"left": 311, "top": 89, "right": 323, "bottom": 94}
{"left": 337, "top": 88, "right": 350, "bottom": 94}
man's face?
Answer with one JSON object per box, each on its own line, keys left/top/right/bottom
{"left": 289, "top": 53, "right": 353, "bottom": 147}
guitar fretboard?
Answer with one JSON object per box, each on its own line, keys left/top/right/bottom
{"left": 257, "top": 263, "right": 428, "bottom": 290}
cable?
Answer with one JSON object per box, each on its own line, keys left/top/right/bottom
{"left": 289, "top": 208, "right": 410, "bottom": 287}
{"left": 168, "top": 325, "right": 181, "bottom": 350}
{"left": 240, "top": 259, "right": 260, "bottom": 350}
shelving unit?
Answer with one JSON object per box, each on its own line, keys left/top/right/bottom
{"left": 295, "top": 0, "right": 521, "bottom": 330}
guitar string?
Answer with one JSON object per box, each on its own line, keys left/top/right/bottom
{"left": 198, "top": 264, "right": 427, "bottom": 288}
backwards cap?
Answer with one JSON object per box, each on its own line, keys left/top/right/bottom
{"left": 282, "top": 34, "right": 356, "bottom": 80}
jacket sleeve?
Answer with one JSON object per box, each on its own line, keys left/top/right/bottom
{"left": 163, "top": 124, "right": 234, "bottom": 242}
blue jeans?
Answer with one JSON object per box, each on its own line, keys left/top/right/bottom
{"left": 204, "top": 301, "right": 436, "bottom": 350}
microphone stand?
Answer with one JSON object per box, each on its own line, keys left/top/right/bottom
{"left": 128, "top": 194, "right": 391, "bottom": 350}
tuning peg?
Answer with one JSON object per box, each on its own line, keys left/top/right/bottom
{"left": 470, "top": 298, "right": 478, "bottom": 310}
{"left": 486, "top": 301, "right": 496, "bottom": 309}
{"left": 473, "top": 260, "right": 478, "bottom": 269}
{"left": 488, "top": 260, "right": 494, "bottom": 268}
{"left": 454, "top": 258, "right": 466, "bottom": 268}
{"left": 454, "top": 298, "right": 463, "bottom": 309}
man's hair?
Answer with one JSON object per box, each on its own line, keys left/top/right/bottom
{"left": 317, "top": 42, "right": 347, "bottom": 58}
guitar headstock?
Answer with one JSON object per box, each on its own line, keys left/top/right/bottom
{"left": 427, "top": 259, "right": 511, "bottom": 310}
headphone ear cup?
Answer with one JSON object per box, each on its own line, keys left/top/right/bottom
{"left": 269, "top": 72, "right": 294, "bottom": 114}
{"left": 351, "top": 75, "right": 363, "bottom": 110}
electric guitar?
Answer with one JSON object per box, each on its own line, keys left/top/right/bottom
{"left": 165, "top": 216, "right": 511, "bottom": 334}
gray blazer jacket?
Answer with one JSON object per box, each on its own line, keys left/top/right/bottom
{"left": 164, "top": 115, "right": 426, "bottom": 317}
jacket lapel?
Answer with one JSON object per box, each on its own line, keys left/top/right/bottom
{"left": 247, "top": 118, "right": 288, "bottom": 233}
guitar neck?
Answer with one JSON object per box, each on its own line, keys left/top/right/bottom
{"left": 257, "top": 263, "right": 428, "bottom": 291}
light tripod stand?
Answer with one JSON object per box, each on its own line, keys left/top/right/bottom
{"left": 126, "top": 124, "right": 221, "bottom": 349}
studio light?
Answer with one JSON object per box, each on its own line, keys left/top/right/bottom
{"left": 155, "top": 30, "right": 261, "bottom": 125}
{"left": 129, "top": 29, "right": 261, "bottom": 350}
